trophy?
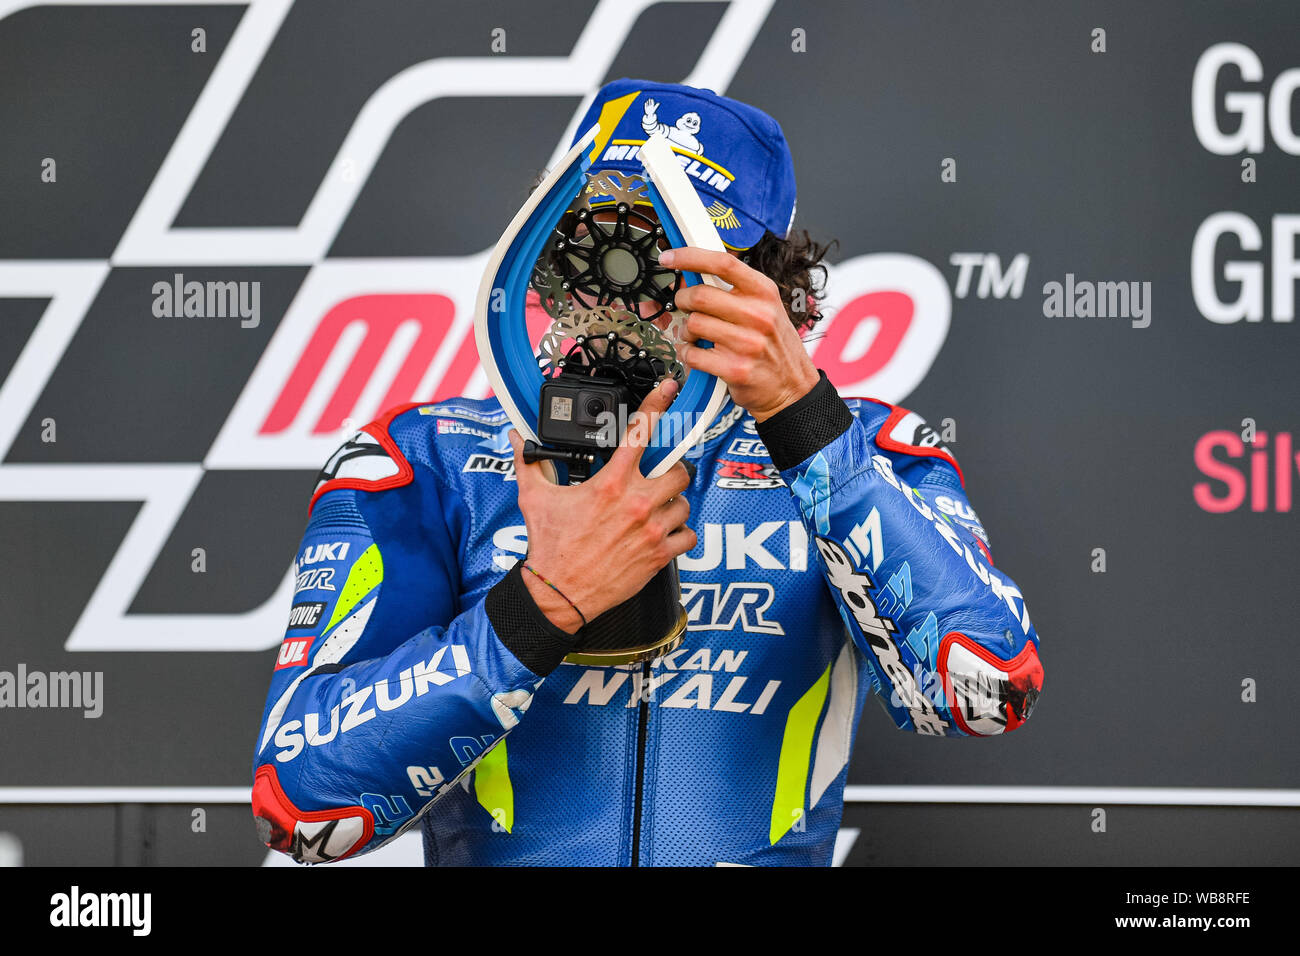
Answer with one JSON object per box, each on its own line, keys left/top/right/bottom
{"left": 474, "top": 128, "right": 730, "bottom": 664}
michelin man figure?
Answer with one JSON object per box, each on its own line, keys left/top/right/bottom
{"left": 642, "top": 97, "right": 704, "bottom": 154}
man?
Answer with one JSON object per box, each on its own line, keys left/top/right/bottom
{"left": 251, "top": 79, "right": 1044, "bottom": 866}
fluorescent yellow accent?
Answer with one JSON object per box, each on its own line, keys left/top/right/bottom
{"left": 324, "top": 543, "right": 383, "bottom": 633}
{"left": 769, "top": 663, "right": 831, "bottom": 845}
{"left": 586, "top": 92, "right": 641, "bottom": 163}
{"left": 609, "top": 140, "right": 735, "bottom": 181}
{"left": 475, "top": 738, "right": 514, "bottom": 833}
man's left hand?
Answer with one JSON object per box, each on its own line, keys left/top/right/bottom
{"left": 660, "top": 246, "right": 820, "bottom": 423}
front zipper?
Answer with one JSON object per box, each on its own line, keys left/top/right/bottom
{"left": 629, "top": 659, "right": 651, "bottom": 866}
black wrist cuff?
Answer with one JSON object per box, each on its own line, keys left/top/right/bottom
{"left": 485, "top": 561, "right": 579, "bottom": 677}
{"left": 754, "top": 369, "right": 854, "bottom": 472}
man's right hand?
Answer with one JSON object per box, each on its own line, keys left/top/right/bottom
{"left": 508, "top": 379, "right": 696, "bottom": 633}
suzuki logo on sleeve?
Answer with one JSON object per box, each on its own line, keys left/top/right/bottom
{"left": 297, "top": 543, "right": 349, "bottom": 567}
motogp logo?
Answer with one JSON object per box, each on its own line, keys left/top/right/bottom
{"left": 0, "top": 0, "right": 949, "bottom": 655}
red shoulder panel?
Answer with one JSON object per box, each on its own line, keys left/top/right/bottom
{"left": 849, "top": 396, "right": 965, "bottom": 488}
{"left": 307, "top": 402, "right": 423, "bottom": 514}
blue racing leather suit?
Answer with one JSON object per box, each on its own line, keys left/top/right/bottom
{"left": 251, "top": 372, "right": 1044, "bottom": 865}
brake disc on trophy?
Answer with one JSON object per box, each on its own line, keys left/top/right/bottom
{"left": 475, "top": 125, "right": 729, "bottom": 480}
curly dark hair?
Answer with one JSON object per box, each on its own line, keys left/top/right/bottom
{"left": 740, "top": 229, "right": 837, "bottom": 336}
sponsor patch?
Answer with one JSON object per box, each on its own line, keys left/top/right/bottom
{"left": 696, "top": 404, "right": 744, "bottom": 444}
{"left": 462, "top": 454, "right": 516, "bottom": 481}
{"left": 275, "top": 637, "right": 312, "bottom": 670}
{"left": 715, "top": 459, "right": 783, "bottom": 489}
{"left": 294, "top": 567, "right": 336, "bottom": 593}
{"left": 285, "top": 601, "right": 326, "bottom": 630}
{"left": 814, "top": 535, "right": 948, "bottom": 736}
{"left": 419, "top": 404, "right": 510, "bottom": 426}
{"left": 436, "top": 418, "right": 493, "bottom": 438}
{"left": 726, "top": 437, "right": 768, "bottom": 457}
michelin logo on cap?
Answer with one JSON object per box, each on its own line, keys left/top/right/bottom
{"left": 642, "top": 97, "right": 704, "bottom": 154}
{"left": 576, "top": 78, "right": 797, "bottom": 249}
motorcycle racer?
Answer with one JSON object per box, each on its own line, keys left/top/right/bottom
{"left": 251, "top": 78, "right": 1044, "bottom": 866}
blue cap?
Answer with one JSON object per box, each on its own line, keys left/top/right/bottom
{"left": 571, "top": 78, "right": 797, "bottom": 251}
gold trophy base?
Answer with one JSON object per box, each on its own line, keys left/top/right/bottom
{"left": 562, "top": 606, "right": 688, "bottom": 666}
